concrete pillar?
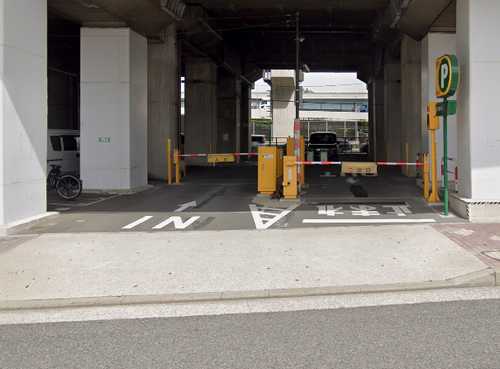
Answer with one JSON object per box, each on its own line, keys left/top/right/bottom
{"left": 421, "top": 33, "right": 457, "bottom": 187}
{"left": 452, "top": 0, "right": 500, "bottom": 220}
{"left": 240, "top": 84, "right": 251, "bottom": 153}
{"left": 0, "top": 0, "right": 47, "bottom": 230}
{"left": 271, "top": 70, "right": 296, "bottom": 140}
{"left": 400, "top": 36, "right": 422, "bottom": 177}
{"left": 148, "top": 24, "right": 179, "bottom": 180}
{"left": 184, "top": 58, "right": 217, "bottom": 162}
{"left": 384, "top": 61, "right": 402, "bottom": 162}
{"left": 217, "top": 70, "right": 241, "bottom": 153}
{"left": 80, "top": 28, "right": 148, "bottom": 191}
{"left": 369, "top": 78, "right": 385, "bottom": 161}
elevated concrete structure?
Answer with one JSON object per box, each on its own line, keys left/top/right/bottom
{"left": 383, "top": 61, "right": 402, "bottom": 162}
{"left": 184, "top": 58, "right": 217, "bottom": 162}
{"left": 421, "top": 32, "right": 457, "bottom": 187}
{"left": 401, "top": 36, "right": 422, "bottom": 177}
{"left": 217, "top": 71, "right": 241, "bottom": 153}
{"left": 148, "top": 24, "right": 180, "bottom": 180}
{"left": 0, "top": 0, "right": 48, "bottom": 230}
{"left": 80, "top": 28, "right": 148, "bottom": 191}
{"left": 271, "top": 70, "right": 296, "bottom": 139}
{"left": 451, "top": 0, "right": 500, "bottom": 221}
{"left": 5, "top": 0, "right": 500, "bottom": 227}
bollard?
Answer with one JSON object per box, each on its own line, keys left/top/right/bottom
{"left": 167, "top": 138, "right": 172, "bottom": 185}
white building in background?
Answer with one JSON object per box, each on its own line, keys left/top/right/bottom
{"left": 251, "top": 78, "right": 369, "bottom": 143}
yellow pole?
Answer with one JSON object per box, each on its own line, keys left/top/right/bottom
{"left": 423, "top": 153, "right": 430, "bottom": 200}
{"left": 174, "top": 148, "right": 181, "bottom": 185}
{"left": 167, "top": 138, "right": 172, "bottom": 185}
{"left": 428, "top": 130, "right": 440, "bottom": 203}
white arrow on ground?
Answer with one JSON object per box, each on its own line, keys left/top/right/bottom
{"left": 175, "top": 201, "right": 197, "bottom": 213}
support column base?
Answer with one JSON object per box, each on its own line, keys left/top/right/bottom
{"left": 450, "top": 194, "right": 500, "bottom": 222}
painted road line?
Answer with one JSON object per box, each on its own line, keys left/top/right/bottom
{"left": 152, "top": 216, "right": 201, "bottom": 230}
{"left": 175, "top": 201, "right": 197, "bottom": 213}
{"left": 302, "top": 218, "right": 437, "bottom": 224}
{"left": 249, "top": 203, "right": 300, "bottom": 230}
{"left": 122, "top": 216, "right": 154, "bottom": 230}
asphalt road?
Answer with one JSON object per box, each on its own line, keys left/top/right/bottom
{"left": 2, "top": 299, "right": 499, "bottom": 369}
{"left": 24, "top": 167, "right": 458, "bottom": 234}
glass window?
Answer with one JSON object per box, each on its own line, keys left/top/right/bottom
{"left": 50, "top": 136, "right": 62, "bottom": 151}
{"left": 62, "top": 135, "right": 78, "bottom": 151}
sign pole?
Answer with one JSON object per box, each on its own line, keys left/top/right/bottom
{"left": 442, "top": 97, "right": 449, "bottom": 216}
{"left": 435, "top": 54, "right": 459, "bottom": 216}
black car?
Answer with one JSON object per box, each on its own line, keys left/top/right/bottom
{"left": 308, "top": 132, "right": 339, "bottom": 161}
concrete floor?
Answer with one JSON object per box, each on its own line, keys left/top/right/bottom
{"left": 22, "top": 165, "right": 461, "bottom": 235}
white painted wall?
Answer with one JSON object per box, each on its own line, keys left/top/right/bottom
{"left": 421, "top": 33, "right": 457, "bottom": 186}
{"left": 457, "top": 0, "right": 500, "bottom": 200}
{"left": 81, "top": 28, "right": 148, "bottom": 191}
{"left": 0, "top": 0, "right": 47, "bottom": 226}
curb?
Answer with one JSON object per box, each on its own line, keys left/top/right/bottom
{"left": 0, "top": 268, "right": 497, "bottom": 312}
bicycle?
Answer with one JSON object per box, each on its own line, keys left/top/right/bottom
{"left": 47, "top": 159, "right": 82, "bottom": 200}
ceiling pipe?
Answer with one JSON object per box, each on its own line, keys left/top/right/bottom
{"left": 160, "top": 0, "right": 186, "bottom": 22}
{"left": 373, "top": 0, "right": 415, "bottom": 39}
{"left": 198, "top": 18, "right": 224, "bottom": 41}
{"left": 390, "top": 0, "right": 413, "bottom": 28}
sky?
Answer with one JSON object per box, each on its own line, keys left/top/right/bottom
{"left": 253, "top": 72, "right": 367, "bottom": 93}
{"left": 181, "top": 72, "right": 367, "bottom": 95}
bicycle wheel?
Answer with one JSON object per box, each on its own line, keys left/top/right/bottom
{"left": 56, "top": 175, "right": 82, "bottom": 200}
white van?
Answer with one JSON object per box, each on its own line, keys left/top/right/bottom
{"left": 47, "top": 129, "right": 80, "bottom": 174}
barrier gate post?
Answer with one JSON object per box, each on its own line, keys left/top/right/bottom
{"left": 427, "top": 102, "right": 440, "bottom": 203}
{"left": 283, "top": 156, "right": 298, "bottom": 199}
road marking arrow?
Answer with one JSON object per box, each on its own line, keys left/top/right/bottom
{"left": 175, "top": 201, "right": 197, "bottom": 213}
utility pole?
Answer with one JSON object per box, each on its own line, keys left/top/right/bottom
{"left": 294, "top": 12, "right": 302, "bottom": 190}
{"left": 295, "top": 12, "right": 300, "bottom": 119}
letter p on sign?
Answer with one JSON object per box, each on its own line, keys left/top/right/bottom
{"left": 436, "top": 55, "right": 459, "bottom": 98}
{"left": 440, "top": 64, "right": 449, "bottom": 90}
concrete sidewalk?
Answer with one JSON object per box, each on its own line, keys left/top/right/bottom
{"left": 0, "top": 226, "right": 496, "bottom": 310}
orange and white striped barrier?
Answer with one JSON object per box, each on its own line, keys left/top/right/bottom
{"left": 179, "top": 152, "right": 258, "bottom": 158}
{"left": 295, "top": 160, "right": 423, "bottom": 167}
{"left": 296, "top": 161, "right": 342, "bottom": 166}
{"left": 376, "top": 161, "right": 424, "bottom": 167}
